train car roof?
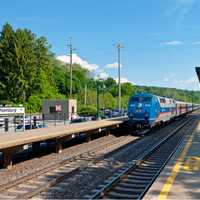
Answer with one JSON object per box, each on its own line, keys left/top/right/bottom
{"left": 131, "top": 93, "right": 197, "bottom": 105}
{"left": 132, "top": 92, "right": 154, "bottom": 97}
{"left": 132, "top": 92, "right": 173, "bottom": 100}
{"left": 175, "top": 101, "right": 192, "bottom": 104}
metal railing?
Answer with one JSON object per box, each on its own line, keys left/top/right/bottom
{"left": 0, "top": 111, "right": 128, "bottom": 133}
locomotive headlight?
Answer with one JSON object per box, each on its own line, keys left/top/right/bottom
{"left": 138, "top": 103, "right": 142, "bottom": 108}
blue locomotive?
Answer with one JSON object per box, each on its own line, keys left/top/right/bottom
{"left": 128, "top": 92, "right": 196, "bottom": 129}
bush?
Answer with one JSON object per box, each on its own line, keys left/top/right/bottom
{"left": 25, "top": 95, "right": 42, "bottom": 113}
{"left": 78, "top": 105, "right": 97, "bottom": 116}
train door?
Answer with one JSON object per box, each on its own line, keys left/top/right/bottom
{"left": 175, "top": 103, "right": 178, "bottom": 116}
{"left": 186, "top": 104, "right": 188, "bottom": 113}
{"left": 154, "top": 97, "right": 160, "bottom": 118}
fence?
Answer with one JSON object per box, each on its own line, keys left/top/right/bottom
{"left": 0, "top": 110, "right": 127, "bottom": 133}
{"left": 0, "top": 113, "right": 71, "bottom": 133}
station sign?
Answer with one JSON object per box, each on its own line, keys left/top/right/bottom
{"left": 55, "top": 105, "right": 62, "bottom": 112}
{"left": 0, "top": 107, "right": 25, "bottom": 115}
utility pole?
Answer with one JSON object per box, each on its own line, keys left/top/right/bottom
{"left": 114, "top": 43, "right": 124, "bottom": 113}
{"left": 68, "top": 37, "right": 75, "bottom": 98}
{"left": 84, "top": 84, "right": 87, "bottom": 105}
{"left": 96, "top": 84, "right": 100, "bottom": 120}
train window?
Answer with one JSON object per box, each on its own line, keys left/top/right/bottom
{"left": 131, "top": 97, "right": 139, "bottom": 102}
{"left": 160, "top": 98, "right": 166, "bottom": 103}
{"left": 131, "top": 97, "right": 152, "bottom": 103}
{"left": 143, "top": 97, "right": 152, "bottom": 102}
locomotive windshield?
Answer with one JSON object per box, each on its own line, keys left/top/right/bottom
{"left": 131, "top": 97, "right": 152, "bottom": 103}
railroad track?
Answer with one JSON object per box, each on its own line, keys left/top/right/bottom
{"left": 88, "top": 117, "right": 196, "bottom": 199}
{"left": 0, "top": 116, "right": 194, "bottom": 199}
{"left": 0, "top": 135, "right": 139, "bottom": 199}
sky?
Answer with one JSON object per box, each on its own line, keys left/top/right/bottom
{"left": 1, "top": 0, "right": 200, "bottom": 90}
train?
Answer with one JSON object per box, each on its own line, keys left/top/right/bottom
{"left": 128, "top": 92, "right": 199, "bottom": 129}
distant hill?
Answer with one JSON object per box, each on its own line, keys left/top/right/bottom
{"left": 134, "top": 85, "right": 200, "bottom": 103}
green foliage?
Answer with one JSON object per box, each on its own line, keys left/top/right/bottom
{"left": 52, "top": 62, "right": 68, "bottom": 94}
{"left": 0, "top": 23, "right": 16, "bottom": 101}
{"left": 78, "top": 90, "right": 97, "bottom": 106}
{"left": 104, "top": 77, "right": 117, "bottom": 89}
{"left": 0, "top": 23, "right": 58, "bottom": 105}
{"left": 78, "top": 105, "right": 96, "bottom": 116}
{"left": 121, "top": 95, "right": 131, "bottom": 108}
{"left": 100, "top": 92, "right": 116, "bottom": 109}
{"left": 25, "top": 95, "right": 42, "bottom": 113}
{"left": 121, "top": 82, "right": 134, "bottom": 96}
{"left": 52, "top": 62, "right": 90, "bottom": 97}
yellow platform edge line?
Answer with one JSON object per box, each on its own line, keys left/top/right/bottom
{"left": 158, "top": 122, "right": 198, "bottom": 200}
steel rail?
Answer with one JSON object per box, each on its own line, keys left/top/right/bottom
{"left": 89, "top": 117, "right": 194, "bottom": 199}
{"left": 0, "top": 135, "right": 135, "bottom": 192}
{"left": 0, "top": 135, "right": 140, "bottom": 199}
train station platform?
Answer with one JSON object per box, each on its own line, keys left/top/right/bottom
{"left": 145, "top": 119, "right": 200, "bottom": 199}
{"left": 0, "top": 117, "right": 127, "bottom": 169}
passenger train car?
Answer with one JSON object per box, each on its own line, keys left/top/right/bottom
{"left": 128, "top": 92, "right": 199, "bottom": 129}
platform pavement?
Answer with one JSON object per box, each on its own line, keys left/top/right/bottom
{"left": 0, "top": 117, "right": 127, "bottom": 169}
{"left": 144, "top": 117, "right": 200, "bottom": 199}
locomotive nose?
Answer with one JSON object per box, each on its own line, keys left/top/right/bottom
{"left": 144, "top": 111, "right": 149, "bottom": 120}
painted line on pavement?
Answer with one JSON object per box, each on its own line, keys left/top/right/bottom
{"left": 158, "top": 122, "right": 199, "bottom": 200}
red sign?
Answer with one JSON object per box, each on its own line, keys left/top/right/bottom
{"left": 55, "top": 105, "right": 62, "bottom": 112}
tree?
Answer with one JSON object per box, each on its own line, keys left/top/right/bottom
{"left": 0, "top": 23, "right": 16, "bottom": 101}
{"left": 104, "top": 77, "right": 117, "bottom": 89}
{"left": 0, "top": 23, "right": 59, "bottom": 110}
{"left": 14, "top": 28, "right": 37, "bottom": 101}
{"left": 78, "top": 105, "right": 96, "bottom": 116}
{"left": 121, "top": 82, "right": 134, "bottom": 96}
{"left": 100, "top": 91, "right": 116, "bottom": 109}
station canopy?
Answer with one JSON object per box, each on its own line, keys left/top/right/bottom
{"left": 195, "top": 67, "right": 200, "bottom": 83}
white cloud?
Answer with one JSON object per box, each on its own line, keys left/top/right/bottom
{"left": 177, "top": 76, "right": 199, "bottom": 84}
{"left": 163, "top": 73, "right": 176, "bottom": 82}
{"left": 163, "top": 78, "right": 169, "bottom": 82}
{"left": 161, "top": 71, "right": 200, "bottom": 90}
{"left": 161, "top": 41, "right": 182, "bottom": 46}
{"left": 94, "top": 69, "right": 109, "bottom": 80}
{"left": 176, "top": 76, "right": 200, "bottom": 90}
{"left": 163, "top": 74, "right": 199, "bottom": 89}
{"left": 56, "top": 54, "right": 98, "bottom": 71}
{"left": 114, "top": 77, "right": 134, "bottom": 84}
{"left": 97, "top": 72, "right": 109, "bottom": 80}
{"left": 105, "top": 62, "right": 122, "bottom": 69}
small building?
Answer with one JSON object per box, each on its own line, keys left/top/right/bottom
{"left": 42, "top": 99, "right": 77, "bottom": 120}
